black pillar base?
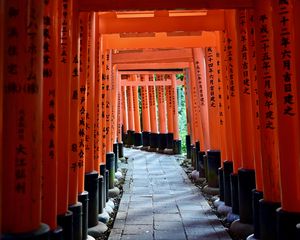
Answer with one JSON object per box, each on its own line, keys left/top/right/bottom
{"left": 98, "top": 175, "right": 104, "bottom": 214}
{"left": 69, "top": 202, "right": 83, "bottom": 240}
{"left": 191, "top": 146, "right": 196, "bottom": 169}
{"left": 252, "top": 190, "right": 263, "bottom": 239}
{"left": 127, "top": 130, "right": 135, "bottom": 146}
{"left": 134, "top": 132, "right": 143, "bottom": 146}
{"left": 118, "top": 142, "right": 124, "bottom": 158}
{"left": 78, "top": 191, "right": 89, "bottom": 240}
{"left": 50, "top": 226, "right": 63, "bottom": 240}
{"left": 203, "top": 154, "right": 208, "bottom": 179}
{"left": 166, "top": 133, "right": 174, "bottom": 149}
{"left": 277, "top": 208, "right": 300, "bottom": 240}
{"left": 113, "top": 143, "right": 118, "bottom": 172}
{"left": 197, "top": 151, "right": 206, "bottom": 178}
{"left": 105, "top": 169, "right": 109, "bottom": 202}
{"left": 173, "top": 139, "right": 182, "bottom": 154}
{"left": 84, "top": 171, "right": 99, "bottom": 228}
{"left": 1, "top": 224, "right": 50, "bottom": 240}
{"left": 150, "top": 133, "right": 159, "bottom": 149}
{"left": 158, "top": 133, "right": 168, "bottom": 150}
{"left": 230, "top": 173, "right": 240, "bottom": 215}
{"left": 218, "top": 168, "right": 225, "bottom": 202}
{"left": 238, "top": 168, "right": 256, "bottom": 224}
{"left": 142, "top": 131, "right": 150, "bottom": 147}
{"left": 207, "top": 150, "right": 221, "bottom": 188}
{"left": 122, "top": 133, "right": 128, "bottom": 145}
{"left": 195, "top": 141, "right": 200, "bottom": 152}
{"left": 106, "top": 152, "right": 115, "bottom": 189}
{"left": 259, "top": 199, "right": 281, "bottom": 240}
{"left": 99, "top": 164, "right": 107, "bottom": 210}
{"left": 186, "top": 135, "right": 192, "bottom": 159}
{"left": 57, "top": 210, "right": 73, "bottom": 240}
{"left": 223, "top": 161, "right": 233, "bottom": 206}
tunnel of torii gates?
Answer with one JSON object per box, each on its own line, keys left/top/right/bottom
{"left": 1, "top": 0, "right": 300, "bottom": 240}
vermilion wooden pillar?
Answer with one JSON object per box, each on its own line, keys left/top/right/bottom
{"left": 133, "top": 75, "right": 142, "bottom": 146}
{"left": 190, "top": 52, "right": 205, "bottom": 150}
{"left": 2, "top": 0, "right": 49, "bottom": 237}
{"left": 245, "top": 10, "right": 264, "bottom": 239}
{"left": 94, "top": 14, "right": 101, "bottom": 173}
{"left": 183, "top": 69, "right": 194, "bottom": 159}
{"left": 165, "top": 75, "right": 174, "bottom": 149}
{"left": 42, "top": 0, "right": 60, "bottom": 235}
{"left": 204, "top": 47, "right": 221, "bottom": 150}
{"left": 224, "top": 10, "right": 243, "bottom": 216}
{"left": 78, "top": 12, "right": 87, "bottom": 194}
{"left": 104, "top": 50, "right": 113, "bottom": 153}
{"left": 68, "top": 2, "right": 83, "bottom": 239}
{"left": 156, "top": 74, "right": 168, "bottom": 150}
{"left": 254, "top": 0, "right": 281, "bottom": 238}
{"left": 140, "top": 74, "right": 151, "bottom": 148}
{"left": 217, "top": 30, "right": 235, "bottom": 208}
{"left": 126, "top": 78, "right": 135, "bottom": 146}
{"left": 190, "top": 50, "right": 206, "bottom": 174}
{"left": 148, "top": 74, "right": 159, "bottom": 149}
{"left": 233, "top": 9, "right": 257, "bottom": 227}
{"left": 0, "top": 0, "right": 3, "bottom": 233}
{"left": 121, "top": 85, "right": 129, "bottom": 144}
{"left": 171, "top": 74, "right": 181, "bottom": 154}
{"left": 56, "top": 0, "right": 73, "bottom": 237}
{"left": 272, "top": 0, "right": 300, "bottom": 238}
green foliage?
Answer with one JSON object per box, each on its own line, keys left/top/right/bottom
{"left": 176, "top": 74, "right": 187, "bottom": 153}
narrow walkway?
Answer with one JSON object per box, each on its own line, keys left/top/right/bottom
{"left": 109, "top": 148, "right": 231, "bottom": 240}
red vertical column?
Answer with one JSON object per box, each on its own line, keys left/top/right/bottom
{"left": 42, "top": 0, "right": 59, "bottom": 233}
{"left": 224, "top": 10, "right": 243, "bottom": 216}
{"left": 253, "top": 0, "right": 281, "bottom": 238}
{"left": 78, "top": 12, "right": 87, "bottom": 195}
{"left": 57, "top": 0, "right": 72, "bottom": 221}
{"left": 204, "top": 47, "right": 221, "bottom": 150}
{"left": 272, "top": 0, "right": 300, "bottom": 237}
{"left": 133, "top": 75, "right": 142, "bottom": 146}
{"left": 217, "top": 30, "right": 235, "bottom": 208}
{"left": 0, "top": 0, "right": 3, "bottom": 233}
{"left": 191, "top": 50, "right": 207, "bottom": 151}
{"left": 165, "top": 75, "right": 174, "bottom": 149}
{"left": 127, "top": 77, "right": 135, "bottom": 146}
{"left": 246, "top": 10, "right": 263, "bottom": 195}
{"left": 121, "top": 85, "right": 128, "bottom": 142}
{"left": 148, "top": 74, "right": 159, "bottom": 149}
{"left": 235, "top": 9, "right": 257, "bottom": 226}
{"left": 183, "top": 69, "right": 195, "bottom": 159}
{"left": 171, "top": 74, "right": 181, "bottom": 154}
{"left": 100, "top": 51, "right": 106, "bottom": 162}
{"left": 85, "top": 12, "right": 95, "bottom": 174}
{"left": 156, "top": 74, "right": 167, "bottom": 150}
{"left": 140, "top": 74, "right": 151, "bottom": 148}
{"left": 104, "top": 50, "right": 113, "bottom": 153}
{"left": 94, "top": 14, "right": 101, "bottom": 171}
{"left": 69, "top": 0, "right": 79, "bottom": 206}
{"left": 2, "top": 0, "right": 49, "bottom": 236}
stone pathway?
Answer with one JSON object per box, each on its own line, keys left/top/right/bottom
{"left": 109, "top": 148, "right": 231, "bottom": 240}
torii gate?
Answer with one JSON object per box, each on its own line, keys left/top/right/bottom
{"left": 1, "top": 1, "right": 300, "bottom": 240}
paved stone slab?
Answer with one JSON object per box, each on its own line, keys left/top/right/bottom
{"left": 109, "top": 148, "right": 231, "bottom": 240}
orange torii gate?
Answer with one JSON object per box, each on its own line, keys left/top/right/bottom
{"left": 2, "top": 1, "right": 300, "bottom": 240}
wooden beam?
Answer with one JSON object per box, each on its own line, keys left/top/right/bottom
{"left": 116, "top": 62, "right": 190, "bottom": 70}
{"left": 119, "top": 70, "right": 183, "bottom": 75}
{"left": 113, "top": 49, "right": 193, "bottom": 64}
{"left": 120, "top": 79, "right": 184, "bottom": 86}
{"left": 79, "top": 0, "right": 254, "bottom": 11}
{"left": 103, "top": 32, "right": 217, "bottom": 49}
{"left": 99, "top": 11, "right": 225, "bottom": 34}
